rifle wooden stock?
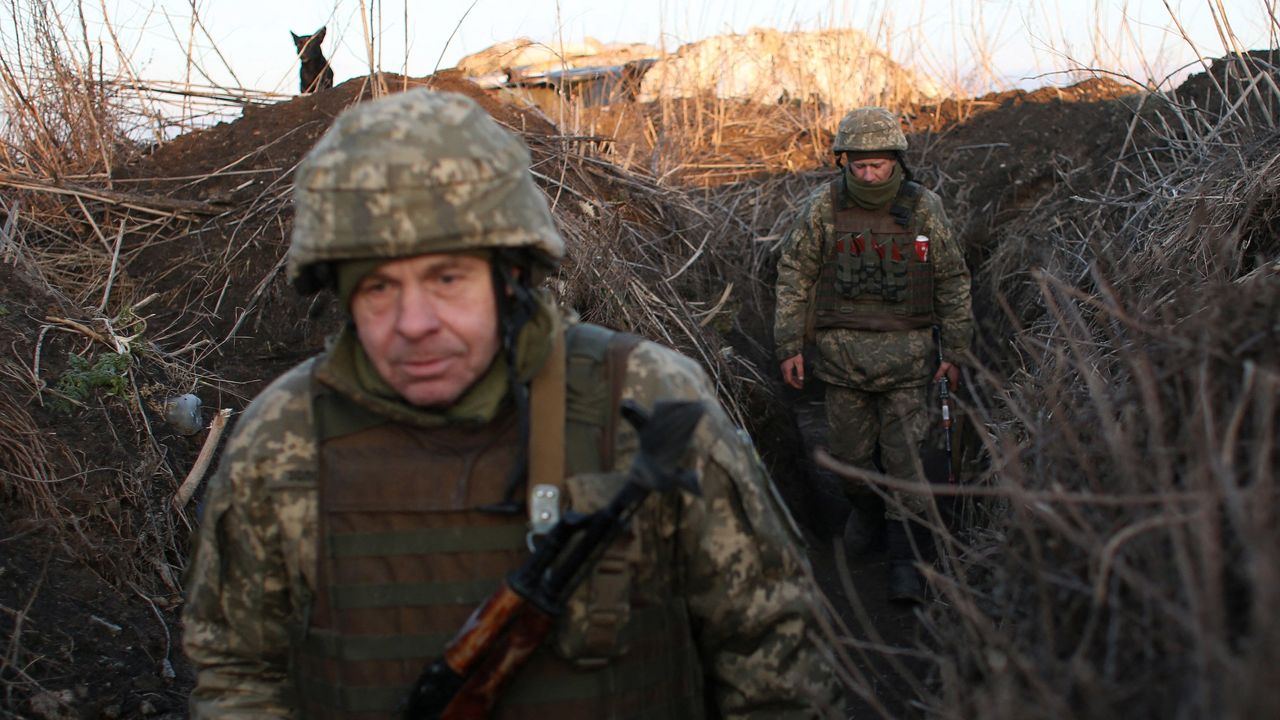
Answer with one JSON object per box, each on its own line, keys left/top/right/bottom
{"left": 448, "top": 585, "right": 554, "bottom": 718}
{"left": 403, "top": 584, "right": 555, "bottom": 719}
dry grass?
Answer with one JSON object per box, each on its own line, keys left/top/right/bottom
{"left": 0, "top": 378, "right": 70, "bottom": 529}
{"left": 810, "top": 47, "right": 1280, "bottom": 719}
{"left": 514, "top": 125, "right": 806, "bottom": 427}
{"left": 0, "top": 2, "right": 211, "bottom": 622}
{"left": 571, "top": 95, "right": 832, "bottom": 187}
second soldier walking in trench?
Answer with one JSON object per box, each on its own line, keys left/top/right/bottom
{"left": 774, "top": 107, "right": 974, "bottom": 604}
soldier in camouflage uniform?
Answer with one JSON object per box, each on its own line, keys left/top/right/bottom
{"left": 773, "top": 107, "right": 972, "bottom": 603}
{"left": 182, "top": 89, "right": 843, "bottom": 718}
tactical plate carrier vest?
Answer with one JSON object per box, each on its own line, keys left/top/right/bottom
{"left": 813, "top": 178, "right": 935, "bottom": 331}
{"left": 291, "top": 324, "right": 704, "bottom": 719}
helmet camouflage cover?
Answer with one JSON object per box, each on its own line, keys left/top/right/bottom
{"left": 832, "top": 107, "right": 908, "bottom": 154}
{"left": 288, "top": 88, "right": 565, "bottom": 293}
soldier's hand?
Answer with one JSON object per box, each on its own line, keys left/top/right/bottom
{"left": 932, "top": 361, "right": 959, "bottom": 387}
{"left": 781, "top": 355, "right": 805, "bottom": 390}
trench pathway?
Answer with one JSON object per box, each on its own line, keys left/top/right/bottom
{"left": 791, "top": 382, "right": 929, "bottom": 719}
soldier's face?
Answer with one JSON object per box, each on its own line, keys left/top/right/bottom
{"left": 349, "top": 253, "right": 501, "bottom": 408}
{"left": 848, "top": 157, "right": 896, "bottom": 184}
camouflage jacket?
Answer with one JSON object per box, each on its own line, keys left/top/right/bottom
{"left": 774, "top": 178, "right": 973, "bottom": 391}
{"left": 182, "top": 324, "right": 843, "bottom": 719}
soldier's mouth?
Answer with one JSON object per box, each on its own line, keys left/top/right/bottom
{"left": 397, "top": 356, "right": 456, "bottom": 377}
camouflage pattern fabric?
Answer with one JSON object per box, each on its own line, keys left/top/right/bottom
{"left": 287, "top": 89, "right": 564, "bottom": 293}
{"left": 831, "top": 107, "right": 907, "bottom": 154}
{"left": 774, "top": 182, "right": 971, "bottom": 373}
{"left": 182, "top": 324, "right": 844, "bottom": 718}
{"left": 774, "top": 170, "right": 972, "bottom": 512}
{"left": 825, "top": 384, "right": 932, "bottom": 521}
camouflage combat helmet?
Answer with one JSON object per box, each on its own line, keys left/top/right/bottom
{"left": 288, "top": 88, "right": 565, "bottom": 293}
{"left": 832, "top": 107, "right": 908, "bottom": 154}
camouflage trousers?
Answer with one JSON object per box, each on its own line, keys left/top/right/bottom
{"left": 825, "top": 383, "right": 932, "bottom": 522}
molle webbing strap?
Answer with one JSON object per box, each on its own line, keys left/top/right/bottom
{"left": 295, "top": 602, "right": 702, "bottom": 716}
{"left": 327, "top": 524, "right": 529, "bottom": 557}
{"left": 528, "top": 325, "right": 567, "bottom": 507}
{"left": 557, "top": 325, "right": 644, "bottom": 666}
{"left": 817, "top": 177, "right": 934, "bottom": 332}
{"left": 567, "top": 327, "right": 643, "bottom": 664}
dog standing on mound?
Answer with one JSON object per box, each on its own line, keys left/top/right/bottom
{"left": 291, "top": 26, "right": 333, "bottom": 94}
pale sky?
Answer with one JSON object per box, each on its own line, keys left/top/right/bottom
{"left": 10, "top": 0, "right": 1280, "bottom": 95}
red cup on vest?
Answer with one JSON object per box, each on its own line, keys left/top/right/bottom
{"left": 914, "top": 235, "right": 930, "bottom": 262}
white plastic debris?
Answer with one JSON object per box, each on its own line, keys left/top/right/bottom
{"left": 163, "top": 393, "right": 203, "bottom": 435}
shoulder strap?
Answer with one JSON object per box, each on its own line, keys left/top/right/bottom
{"left": 828, "top": 175, "right": 845, "bottom": 212}
{"left": 558, "top": 325, "right": 642, "bottom": 665}
{"left": 889, "top": 179, "right": 924, "bottom": 229}
{"left": 527, "top": 325, "right": 568, "bottom": 504}
{"left": 528, "top": 322, "right": 643, "bottom": 499}
{"left": 600, "top": 330, "right": 642, "bottom": 471}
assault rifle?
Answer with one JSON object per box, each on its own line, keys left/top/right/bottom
{"left": 932, "top": 326, "right": 956, "bottom": 484}
{"left": 402, "top": 399, "right": 705, "bottom": 720}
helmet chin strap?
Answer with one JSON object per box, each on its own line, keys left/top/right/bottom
{"left": 481, "top": 248, "right": 538, "bottom": 514}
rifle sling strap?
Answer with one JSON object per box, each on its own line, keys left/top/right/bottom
{"left": 534, "top": 324, "right": 644, "bottom": 666}
{"left": 528, "top": 324, "right": 568, "bottom": 503}
{"left": 574, "top": 330, "right": 643, "bottom": 666}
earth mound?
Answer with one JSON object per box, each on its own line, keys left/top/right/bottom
{"left": 637, "top": 27, "right": 939, "bottom": 105}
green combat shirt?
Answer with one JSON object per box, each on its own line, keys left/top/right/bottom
{"left": 182, "top": 322, "right": 844, "bottom": 719}
{"left": 774, "top": 180, "right": 973, "bottom": 391}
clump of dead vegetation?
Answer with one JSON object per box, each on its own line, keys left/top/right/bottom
{"left": 895, "top": 51, "right": 1280, "bottom": 719}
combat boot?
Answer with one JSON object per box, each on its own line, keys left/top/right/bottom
{"left": 886, "top": 520, "right": 932, "bottom": 604}
{"left": 888, "top": 562, "right": 926, "bottom": 604}
{"left": 841, "top": 493, "right": 885, "bottom": 557}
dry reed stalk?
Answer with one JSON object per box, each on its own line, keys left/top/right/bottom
{"left": 171, "top": 407, "right": 230, "bottom": 511}
{"left": 357, "top": 0, "right": 387, "bottom": 98}
{"left": 0, "top": 387, "right": 66, "bottom": 523}
{"left": 520, "top": 124, "right": 813, "bottom": 425}
{"left": 900, "top": 63, "right": 1280, "bottom": 715}
{"left": 0, "top": 174, "right": 216, "bottom": 219}
{"left": 0, "top": 1, "right": 135, "bottom": 176}
{"left": 114, "top": 79, "right": 289, "bottom": 106}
